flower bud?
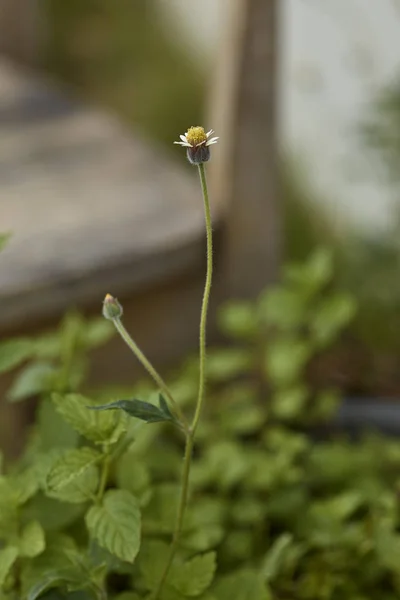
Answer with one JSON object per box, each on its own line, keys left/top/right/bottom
{"left": 173, "top": 126, "right": 219, "bottom": 165}
{"left": 186, "top": 145, "right": 210, "bottom": 165}
{"left": 102, "top": 294, "right": 123, "bottom": 320}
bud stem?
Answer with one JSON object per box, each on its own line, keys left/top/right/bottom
{"left": 112, "top": 317, "right": 189, "bottom": 433}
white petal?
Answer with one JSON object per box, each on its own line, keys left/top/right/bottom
{"left": 180, "top": 134, "right": 188, "bottom": 142}
{"left": 206, "top": 137, "right": 219, "bottom": 145}
{"left": 206, "top": 129, "right": 214, "bottom": 137}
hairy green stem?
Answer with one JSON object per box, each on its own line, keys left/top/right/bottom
{"left": 152, "top": 433, "right": 194, "bottom": 598}
{"left": 113, "top": 317, "right": 189, "bottom": 432}
{"left": 153, "top": 163, "right": 213, "bottom": 599}
{"left": 192, "top": 162, "right": 213, "bottom": 434}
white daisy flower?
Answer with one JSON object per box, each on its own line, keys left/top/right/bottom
{"left": 174, "top": 126, "right": 219, "bottom": 164}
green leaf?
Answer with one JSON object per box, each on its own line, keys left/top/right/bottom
{"left": 170, "top": 552, "right": 216, "bottom": 596}
{"left": 271, "top": 386, "right": 309, "bottom": 420}
{"left": 261, "top": 533, "right": 294, "bottom": 582}
{"left": 284, "top": 248, "right": 334, "bottom": 293}
{"left": 37, "top": 400, "right": 79, "bottom": 451}
{"left": 47, "top": 447, "right": 101, "bottom": 494}
{"left": 0, "top": 546, "right": 18, "bottom": 586}
{"left": 265, "top": 338, "right": 312, "bottom": 387}
{"left": 114, "top": 594, "right": 141, "bottom": 600}
{"left": 88, "top": 397, "right": 175, "bottom": 425}
{"left": 213, "top": 569, "right": 271, "bottom": 600}
{"left": 24, "top": 494, "right": 84, "bottom": 532}
{"left": 311, "top": 293, "right": 356, "bottom": 347}
{"left": 26, "top": 571, "right": 72, "bottom": 600}
{"left": 18, "top": 521, "right": 46, "bottom": 558}
{"left": 142, "top": 484, "right": 180, "bottom": 535}
{"left": 52, "top": 393, "right": 127, "bottom": 445}
{"left": 0, "top": 232, "right": 11, "bottom": 252}
{"left": 81, "top": 318, "right": 114, "bottom": 349}
{"left": 45, "top": 449, "right": 100, "bottom": 504}
{"left": 206, "top": 349, "right": 253, "bottom": 382}
{"left": 313, "top": 389, "right": 341, "bottom": 420}
{"left": 7, "top": 362, "right": 56, "bottom": 402}
{"left": 138, "top": 540, "right": 170, "bottom": 590}
{"left": 158, "top": 394, "right": 176, "bottom": 421}
{"left": 218, "top": 300, "right": 258, "bottom": 339}
{"left": 258, "top": 287, "right": 306, "bottom": 330}
{"left": 21, "top": 535, "right": 85, "bottom": 599}
{"left": 85, "top": 490, "right": 141, "bottom": 563}
{"left": 115, "top": 453, "right": 150, "bottom": 501}
{"left": 5, "top": 468, "right": 40, "bottom": 505}
{"left": 0, "top": 338, "right": 34, "bottom": 374}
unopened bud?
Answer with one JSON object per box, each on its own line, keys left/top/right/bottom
{"left": 102, "top": 294, "right": 123, "bottom": 320}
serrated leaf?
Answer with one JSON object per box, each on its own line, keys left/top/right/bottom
{"left": 43, "top": 450, "right": 99, "bottom": 504}
{"left": 52, "top": 393, "right": 127, "bottom": 445}
{"left": 46, "top": 467, "right": 99, "bottom": 504}
{"left": 88, "top": 398, "right": 174, "bottom": 424}
{"left": 0, "top": 546, "right": 18, "bottom": 586}
{"left": 0, "top": 338, "right": 34, "bottom": 374}
{"left": 138, "top": 540, "right": 170, "bottom": 590}
{"left": 46, "top": 448, "right": 101, "bottom": 493}
{"left": 212, "top": 569, "right": 271, "bottom": 600}
{"left": 170, "top": 552, "right": 216, "bottom": 596}
{"left": 85, "top": 490, "right": 141, "bottom": 563}
{"left": 18, "top": 521, "right": 46, "bottom": 558}
{"left": 7, "top": 362, "right": 56, "bottom": 402}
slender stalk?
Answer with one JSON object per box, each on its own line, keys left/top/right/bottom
{"left": 113, "top": 317, "right": 189, "bottom": 433}
{"left": 152, "top": 433, "right": 194, "bottom": 598}
{"left": 192, "top": 162, "right": 213, "bottom": 434}
{"left": 153, "top": 163, "right": 213, "bottom": 599}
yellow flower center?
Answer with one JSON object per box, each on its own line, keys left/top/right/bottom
{"left": 185, "top": 126, "right": 207, "bottom": 147}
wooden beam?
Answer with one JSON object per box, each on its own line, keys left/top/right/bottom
{"left": 210, "top": 0, "right": 280, "bottom": 300}
{"left": 0, "top": 0, "right": 40, "bottom": 64}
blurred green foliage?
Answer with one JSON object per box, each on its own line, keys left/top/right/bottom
{"left": 6, "top": 247, "right": 400, "bottom": 600}
{"left": 43, "top": 0, "right": 204, "bottom": 148}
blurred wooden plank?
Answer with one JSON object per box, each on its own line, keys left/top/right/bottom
{"left": 209, "top": 0, "right": 281, "bottom": 299}
{"left": 0, "top": 59, "right": 222, "bottom": 332}
{"left": 0, "top": 0, "right": 40, "bottom": 64}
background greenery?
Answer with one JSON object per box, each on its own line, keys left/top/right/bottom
{"left": 3, "top": 245, "right": 400, "bottom": 600}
